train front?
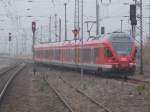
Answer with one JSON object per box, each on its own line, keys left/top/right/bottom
{"left": 108, "top": 33, "right": 137, "bottom": 73}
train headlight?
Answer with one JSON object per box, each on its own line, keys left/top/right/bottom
{"left": 129, "top": 63, "right": 136, "bottom": 67}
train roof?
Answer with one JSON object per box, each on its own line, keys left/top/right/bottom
{"left": 34, "top": 36, "right": 108, "bottom": 49}
{"left": 34, "top": 32, "right": 133, "bottom": 49}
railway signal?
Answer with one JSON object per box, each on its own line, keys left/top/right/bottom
{"left": 32, "top": 21, "right": 36, "bottom": 33}
{"left": 64, "top": 3, "right": 68, "bottom": 41}
{"left": 72, "top": 28, "right": 80, "bottom": 38}
{"left": 8, "top": 33, "right": 12, "bottom": 41}
{"left": 130, "top": 4, "right": 137, "bottom": 39}
{"left": 8, "top": 33, "right": 12, "bottom": 56}
{"left": 130, "top": 4, "right": 137, "bottom": 25}
{"left": 32, "top": 21, "right": 36, "bottom": 57}
{"left": 32, "top": 21, "right": 36, "bottom": 74}
{"left": 101, "top": 26, "right": 105, "bottom": 34}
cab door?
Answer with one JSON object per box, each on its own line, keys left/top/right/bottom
{"left": 104, "top": 47, "right": 114, "bottom": 64}
{"left": 93, "top": 47, "right": 100, "bottom": 64}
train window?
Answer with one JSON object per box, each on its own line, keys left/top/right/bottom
{"left": 93, "top": 48, "right": 99, "bottom": 62}
{"left": 80, "top": 48, "right": 91, "bottom": 63}
{"left": 45, "top": 50, "right": 49, "bottom": 58}
{"left": 112, "top": 42, "right": 132, "bottom": 56}
{"left": 64, "top": 48, "right": 74, "bottom": 62}
{"left": 94, "top": 48, "right": 99, "bottom": 58}
{"left": 39, "top": 50, "right": 42, "bottom": 58}
{"left": 70, "top": 49, "right": 75, "bottom": 62}
{"left": 54, "top": 49, "right": 61, "bottom": 60}
{"left": 41, "top": 50, "right": 43, "bottom": 58}
{"left": 49, "top": 49, "right": 51, "bottom": 58}
{"left": 109, "top": 33, "right": 132, "bottom": 42}
{"left": 105, "top": 48, "right": 113, "bottom": 57}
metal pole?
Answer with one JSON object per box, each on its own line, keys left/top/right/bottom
{"left": 86, "top": 22, "right": 90, "bottom": 37}
{"left": 40, "top": 25, "right": 43, "bottom": 42}
{"left": 64, "top": 3, "right": 67, "bottom": 41}
{"left": 49, "top": 16, "right": 52, "bottom": 42}
{"left": 74, "top": 0, "right": 80, "bottom": 39}
{"left": 140, "top": 0, "right": 144, "bottom": 74}
{"left": 32, "top": 32, "right": 35, "bottom": 61}
{"left": 9, "top": 41, "right": 10, "bottom": 56}
{"left": 16, "top": 36, "right": 18, "bottom": 56}
{"left": 77, "top": 0, "right": 80, "bottom": 39}
{"left": 121, "top": 20, "right": 123, "bottom": 32}
{"left": 81, "top": 0, "right": 84, "bottom": 87}
{"left": 132, "top": 25, "right": 136, "bottom": 39}
{"left": 96, "top": 0, "right": 100, "bottom": 36}
{"left": 59, "top": 18, "right": 61, "bottom": 42}
{"left": 32, "top": 30, "right": 36, "bottom": 74}
{"left": 74, "top": 0, "right": 77, "bottom": 30}
{"left": 74, "top": 0, "right": 77, "bottom": 41}
{"left": 149, "top": 3, "right": 150, "bottom": 40}
{"left": 134, "top": 0, "right": 137, "bottom": 39}
{"left": 55, "top": 14, "right": 57, "bottom": 42}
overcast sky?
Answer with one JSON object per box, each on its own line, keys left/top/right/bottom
{"left": 0, "top": 0, "right": 149, "bottom": 54}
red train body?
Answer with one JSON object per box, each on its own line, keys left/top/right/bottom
{"left": 34, "top": 33, "right": 137, "bottom": 74}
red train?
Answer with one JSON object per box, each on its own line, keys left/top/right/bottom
{"left": 34, "top": 32, "right": 137, "bottom": 74}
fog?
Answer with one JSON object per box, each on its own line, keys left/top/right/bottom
{"left": 0, "top": 0, "right": 149, "bottom": 55}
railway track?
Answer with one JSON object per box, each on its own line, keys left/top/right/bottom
{"left": 49, "top": 65, "right": 149, "bottom": 85}
{"left": 0, "top": 63, "right": 26, "bottom": 103}
{"left": 59, "top": 76, "right": 112, "bottom": 112}
{"left": 0, "top": 64, "right": 18, "bottom": 76}
{"left": 36, "top": 65, "right": 150, "bottom": 112}
{"left": 126, "top": 77, "right": 149, "bottom": 84}
{"left": 45, "top": 80, "right": 74, "bottom": 112}
{"left": 38, "top": 63, "right": 149, "bottom": 85}
{"left": 45, "top": 73, "right": 112, "bottom": 112}
{"left": 112, "top": 77, "right": 149, "bottom": 85}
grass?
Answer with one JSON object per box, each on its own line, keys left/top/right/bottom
{"left": 135, "top": 83, "right": 148, "bottom": 95}
{"left": 81, "top": 77, "right": 97, "bottom": 90}
{"left": 33, "top": 78, "right": 49, "bottom": 93}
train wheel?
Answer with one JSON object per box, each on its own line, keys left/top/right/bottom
{"left": 123, "top": 74, "right": 128, "bottom": 80}
{"left": 129, "top": 67, "right": 136, "bottom": 75}
{"left": 97, "top": 68, "right": 103, "bottom": 75}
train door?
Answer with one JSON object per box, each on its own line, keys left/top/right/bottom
{"left": 104, "top": 47, "right": 114, "bottom": 63}
{"left": 74, "top": 46, "right": 78, "bottom": 64}
{"left": 91, "top": 48, "right": 94, "bottom": 64}
{"left": 93, "top": 47, "right": 100, "bottom": 64}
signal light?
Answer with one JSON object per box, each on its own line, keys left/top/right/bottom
{"left": 9, "top": 33, "right": 12, "bottom": 41}
{"left": 130, "top": 4, "right": 137, "bottom": 25}
{"left": 32, "top": 21, "right": 36, "bottom": 33}
{"left": 101, "top": 26, "right": 105, "bottom": 34}
{"left": 72, "top": 28, "right": 80, "bottom": 38}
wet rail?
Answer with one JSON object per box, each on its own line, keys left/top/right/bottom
{"left": 45, "top": 80, "right": 74, "bottom": 112}
{"left": 56, "top": 76, "right": 112, "bottom": 112}
{"left": 0, "top": 63, "right": 26, "bottom": 103}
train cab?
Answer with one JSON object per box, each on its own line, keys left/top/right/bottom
{"left": 104, "top": 32, "right": 137, "bottom": 73}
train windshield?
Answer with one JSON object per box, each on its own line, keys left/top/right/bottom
{"left": 109, "top": 33, "right": 133, "bottom": 56}
{"left": 112, "top": 42, "right": 132, "bottom": 56}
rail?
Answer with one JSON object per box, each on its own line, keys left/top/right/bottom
{"left": 58, "top": 76, "right": 112, "bottom": 112}
{"left": 0, "top": 63, "right": 26, "bottom": 103}
{"left": 44, "top": 79, "right": 75, "bottom": 112}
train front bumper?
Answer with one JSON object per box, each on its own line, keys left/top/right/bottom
{"left": 112, "top": 63, "right": 136, "bottom": 72}
{"left": 101, "top": 63, "right": 136, "bottom": 72}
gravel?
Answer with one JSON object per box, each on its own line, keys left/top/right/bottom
{"left": 37, "top": 65, "right": 150, "bottom": 112}
{"left": 0, "top": 64, "right": 71, "bottom": 112}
